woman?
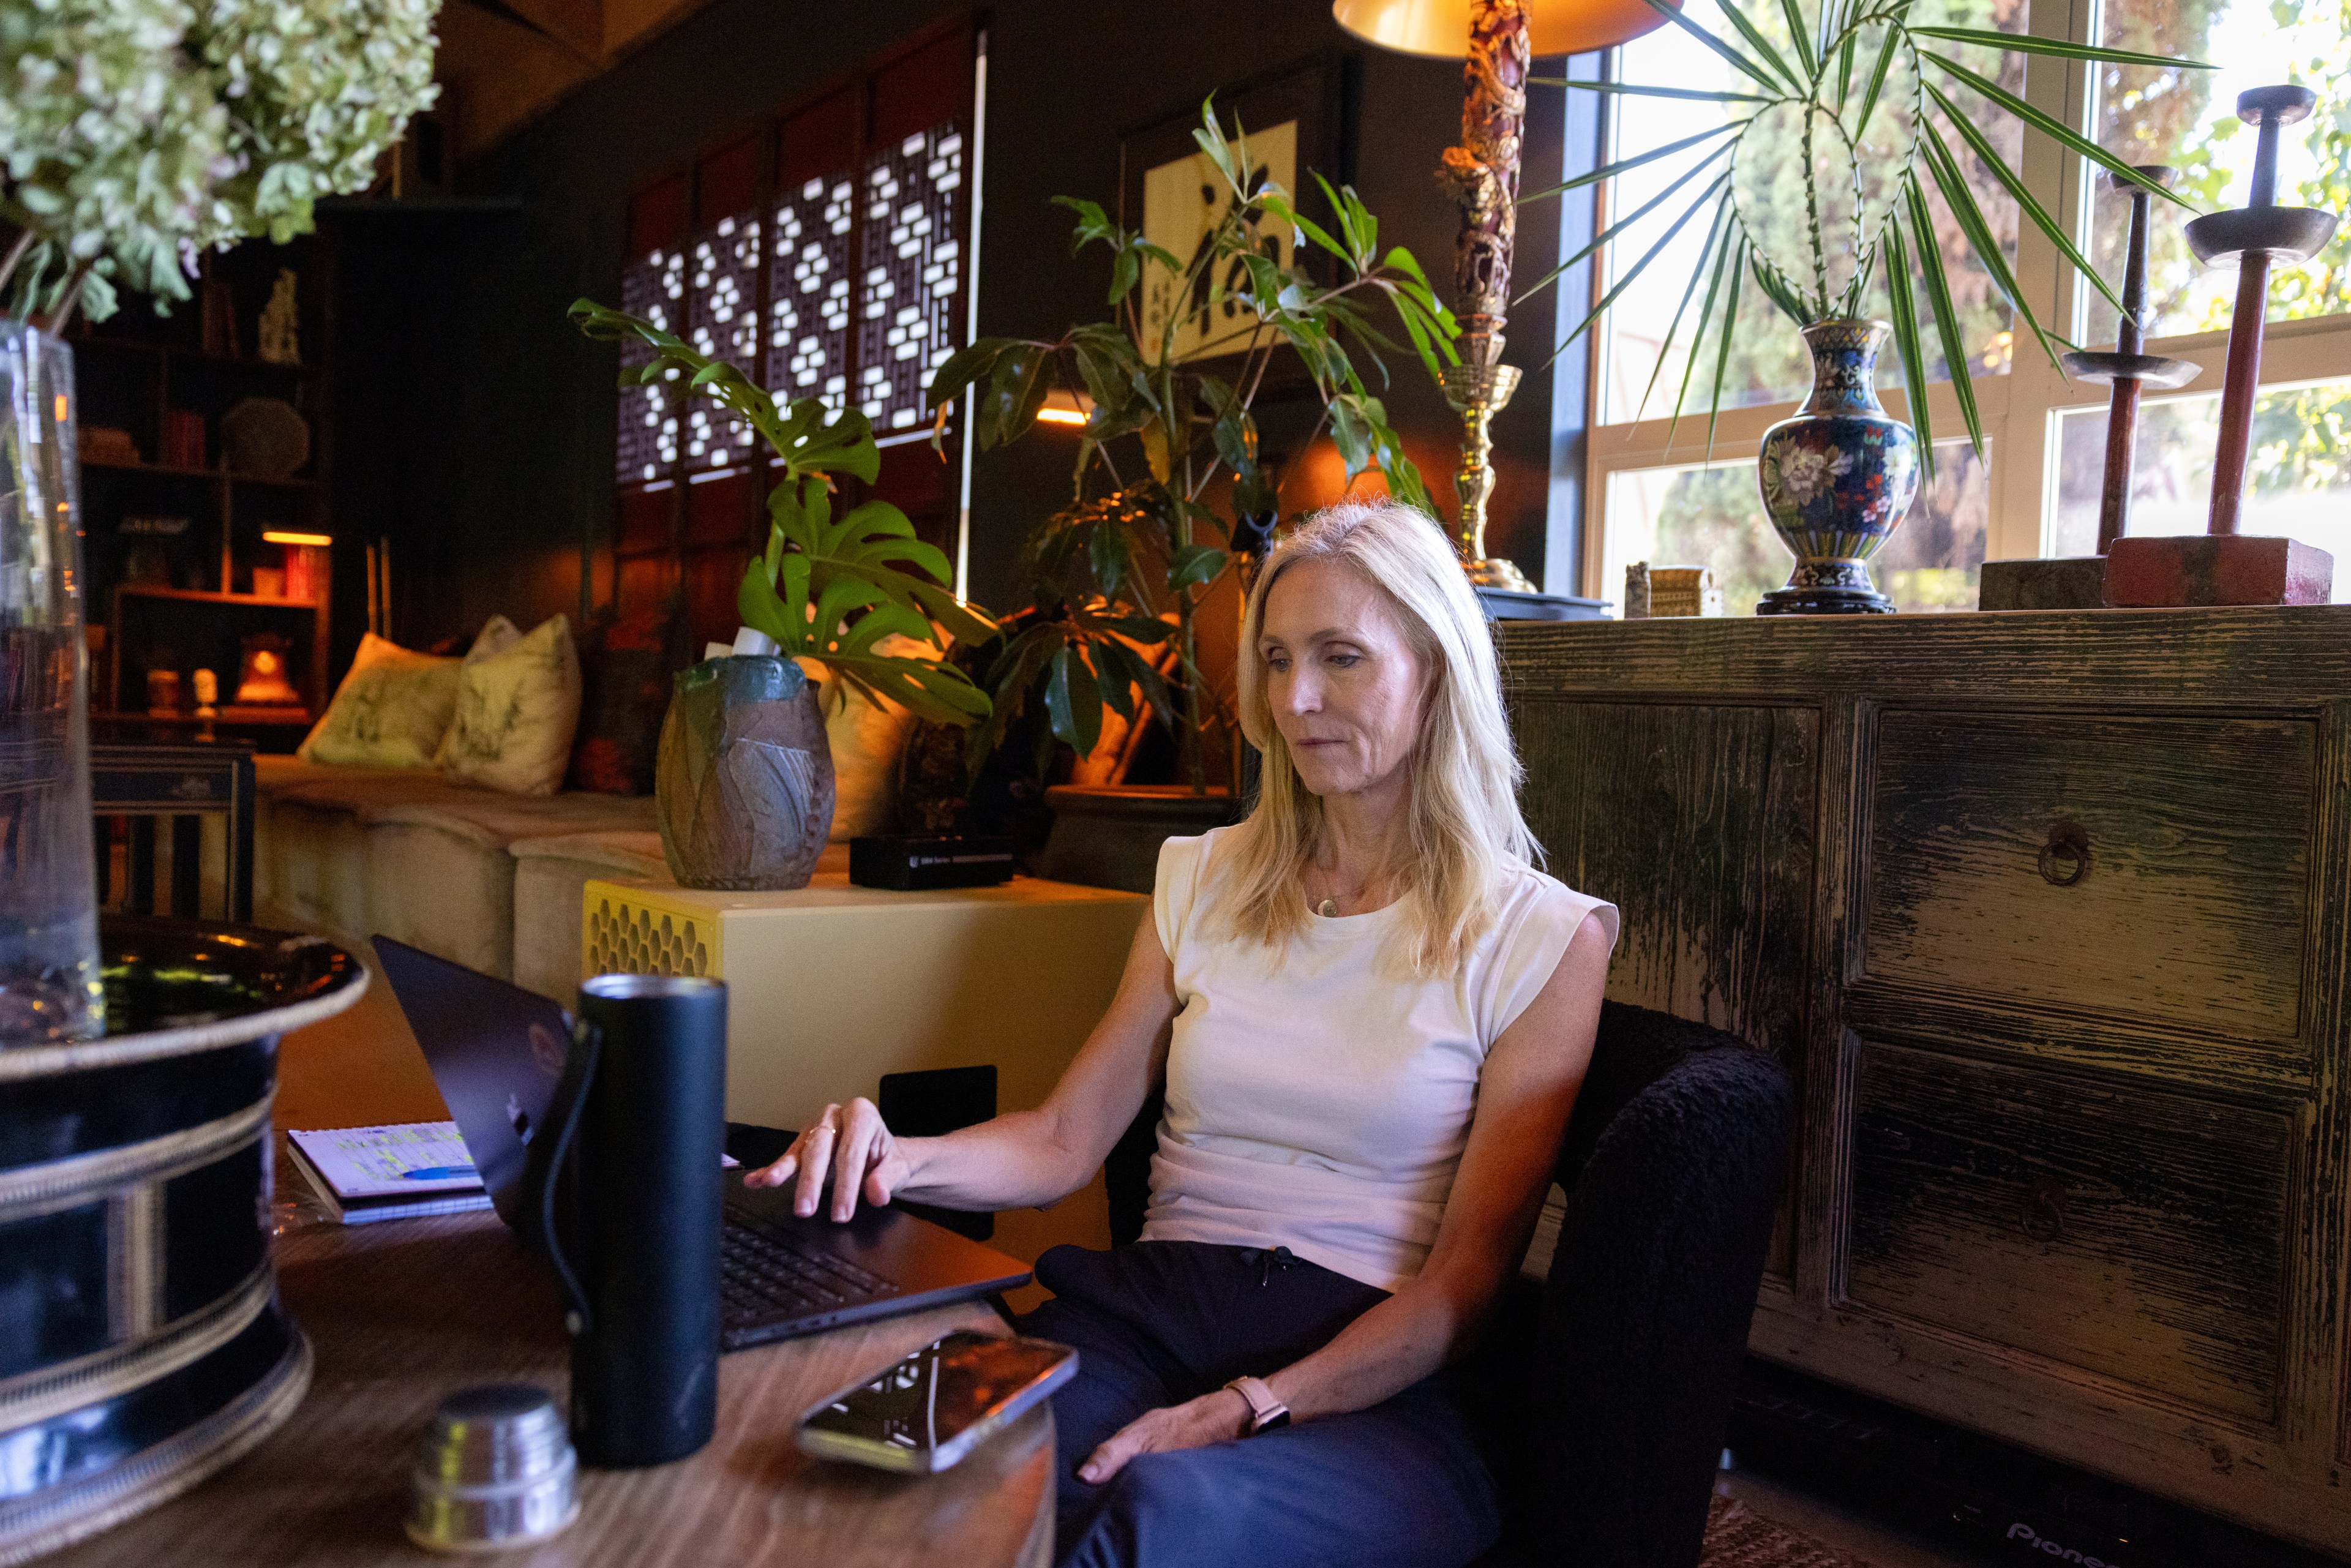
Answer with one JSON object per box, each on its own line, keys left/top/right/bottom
{"left": 749, "top": 500, "right": 1617, "bottom": 1567}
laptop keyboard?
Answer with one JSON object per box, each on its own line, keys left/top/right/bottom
{"left": 719, "top": 1217, "right": 898, "bottom": 1341}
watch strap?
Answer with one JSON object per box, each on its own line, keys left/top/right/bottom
{"left": 1224, "top": 1375, "right": 1291, "bottom": 1435}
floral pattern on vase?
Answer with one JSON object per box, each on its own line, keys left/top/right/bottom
{"left": 1755, "top": 319, "right": 1919, "bottom": 615}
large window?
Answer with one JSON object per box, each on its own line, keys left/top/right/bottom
{"left": 1576, "top": 0, "right": 2351, "bottom": 611}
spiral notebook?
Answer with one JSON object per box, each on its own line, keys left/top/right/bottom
{"left": 285, "top": 1121, "right": 495, "bottom": 1225}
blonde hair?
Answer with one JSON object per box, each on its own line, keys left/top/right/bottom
{"left": 1213, "top": 499, "right": 1539, "bottom": 975}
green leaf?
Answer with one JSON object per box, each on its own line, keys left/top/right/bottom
{"left": 1851, "top": 20, "right": 1901, "bottom": 141}
{"left": 1635, "top": 0, "right": 1790, "bottom": 94}
{"left": 1921, "top": 55, "right": 2192, "bottom": 212}
{"left": 1526, "top": 77, "right": 1772, "bottom": 103}
{"left": 1748, "top": 247, "right": 1814, "bottom": 324}
{"left": 1636, "top": 197, "right": 1733, "bottom": 426}
{"left": 1775, "top": 0, "right": 1816, "bottom": 79}
{"left": 1916, "top": 119, "right": 2064, "bottom": 372}
{"left": 1907, "top": 26, "right": 2218, "bottom": 72}
{"left": 1922, "top": 80, "right": 2131, "bottom": 324}
{"left": 977, "top": 344, "right": 1052, "bottom": 448}
{"left": 1703, "top": 0, "right": 1807, "bottom": 93}
{"left": 1905, "top": 179, "right": 1982, "bottom": 457}
{"left": 1882, "top": 212, "right": 1937, "bottom": 470}
{"left": 1514, "top": 141, "right": 1734, "bottom": 304}
{"left": 1664, "top": 201, "right": 1741, "bottom": 445}
{"left": 1519, "top": 123, "right": 1739, "bottom": 204}
{"left": 1704, "top": 236, "right": 1748, "bottom": 459}
{"left": 1169, "top": 542, "right": 1229, "bottom": 590}
{"left": 1544, "top": 172, "right": 1732, "bottom": 365}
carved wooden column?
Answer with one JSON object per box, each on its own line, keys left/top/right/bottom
{"left": 1438, "top": 0, "right": 1534, "bottom": 591}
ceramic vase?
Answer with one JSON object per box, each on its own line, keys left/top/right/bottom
{"left": 0, "top": 318, "right": 102, "bottom": 1042}
{"left": 1755, "top": 319, "right": 1919, "bottom": 615}
{"left": 654, "top": 655, "right": 834, "bottom": 890}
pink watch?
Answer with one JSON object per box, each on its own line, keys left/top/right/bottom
{"left": 1224, "top": 1375, "right": 1291, "bottom": 1435}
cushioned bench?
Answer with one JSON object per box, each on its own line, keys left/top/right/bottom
{"left": 254, "top": 757, "right": 659, "bottom": 981}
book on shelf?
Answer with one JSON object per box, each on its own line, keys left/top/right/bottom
{"left": 284, "top": 1120, "right": 493, "bottom": 1225}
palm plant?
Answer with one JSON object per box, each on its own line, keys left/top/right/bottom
{"left": 1521, "top": 0, "right": 2211, "bottom": 466}
{"left": 928, "top": 102, "right": 1459, "bottom": 793}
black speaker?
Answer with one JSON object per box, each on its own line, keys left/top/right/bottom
{"left": 528, "top": 974, "right": 727, "bottom": 1468}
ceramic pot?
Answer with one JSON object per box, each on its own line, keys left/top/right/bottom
{"left": 655, "top": 656, "right": 834, "bottom": 890}
{"left": 1038, "top": 786, "right": 1237, "bottom": 895}
{"left": 0, "top": 916, "right": 365, "bottom": 1563}
{"left": 1, "top": 318, "right": 102, "bottom": 1043}
{"left": 1755, "top": 320, "right": 1920, "bottom": 615}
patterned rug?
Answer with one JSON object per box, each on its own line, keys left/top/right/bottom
{"left": 1702, "top": 1496, "right": 1877, "bottom": 1568}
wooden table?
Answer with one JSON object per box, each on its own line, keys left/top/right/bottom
{"left": 72, "top": 973, "right": 1057, "bottom": 1566}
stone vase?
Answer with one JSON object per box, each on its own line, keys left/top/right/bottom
{"left": 1755, "top": 319, "right": 1921, "bottom": 615}
{"left": 655, "top": 656, "right": 834, "bottom": 890}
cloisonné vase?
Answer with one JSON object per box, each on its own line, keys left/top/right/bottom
{"left": 1755, "top": 320, "right": 1919, "bottom": 615}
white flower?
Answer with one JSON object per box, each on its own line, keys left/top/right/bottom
{"left": 193, "top": 0, "right": 441, "bottom": 246}
{"left": 0, "top": 0, "right": 440, "bottom": 320}
{"left": 1775, "top": 445, "right": 1854, "bottom": 505}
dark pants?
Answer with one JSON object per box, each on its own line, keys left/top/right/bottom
{"left": 1012, "top": 1241, "right": 1501, "bottom": 1568}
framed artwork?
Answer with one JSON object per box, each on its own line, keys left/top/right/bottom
{"left": 1117, "top": 54, "right": 1355, "bottom": 370}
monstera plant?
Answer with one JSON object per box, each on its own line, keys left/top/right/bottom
{"left": 570, "top": 299, "right": 993, "bottom": 726}
{"left": 571, "top": 299, "right": 993, "bottom": 889}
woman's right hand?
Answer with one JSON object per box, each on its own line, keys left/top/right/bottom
{"left": 743, "top": 1098, "right": 912, "bottom": 1221}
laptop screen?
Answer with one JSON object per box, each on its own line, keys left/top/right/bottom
{"left": 372, "top": 937, "right": 572, "bottom": 1218}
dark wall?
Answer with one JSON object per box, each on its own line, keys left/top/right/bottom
{"left": 353, "top": 0, "right": 1570, "bottom": 653}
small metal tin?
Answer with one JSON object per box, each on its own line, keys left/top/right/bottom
{"left": 406, "top": 1385, "right": 580, "bottom": 1553}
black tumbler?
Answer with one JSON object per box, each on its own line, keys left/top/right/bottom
{"left": 528, "top": 973, "right": 727, "bottom": 1468}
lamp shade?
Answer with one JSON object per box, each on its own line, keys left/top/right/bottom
{"left": 1331, "top": 0, "right": 1676, "bottom": 56}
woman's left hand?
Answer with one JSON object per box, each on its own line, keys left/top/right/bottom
{"left": 1077, "top": 1389, "right": 1253, "bottom": 1485}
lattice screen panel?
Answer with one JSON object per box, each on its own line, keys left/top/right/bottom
{"left": 766, "top": 176, "right": 854, "bottom": 418}
{"left": 616, "top": 248, "right": 686, "bottom": 485}
{"left": 856, "top": 125, "right": 966, "bottom": 433}
{"left": 685, "top": 211, "right": 763, "bottom": 474}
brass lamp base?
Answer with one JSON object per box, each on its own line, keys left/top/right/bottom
{"left": 1441, "top": 361, "right": 1531, "bottom": 591}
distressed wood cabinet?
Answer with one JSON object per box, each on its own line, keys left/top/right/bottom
{"left": 1502, "top": 608, "right": 2351, "bottom": 1558}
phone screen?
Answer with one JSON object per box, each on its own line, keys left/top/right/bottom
{"left": 800, "top": 1330, "right": 1076, "bottom": 1471}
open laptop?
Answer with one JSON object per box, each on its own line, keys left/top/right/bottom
{"left": 371, "top": 936, "right": 1033, "bottom": 1351}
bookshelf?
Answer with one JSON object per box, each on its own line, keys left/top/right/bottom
{"left": 73, "top": 235, "right": 336, "bottom": 746}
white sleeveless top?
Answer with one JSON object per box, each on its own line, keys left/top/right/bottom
{"left": 1140, "top": 828, "right": 1619, "bottom": 1291}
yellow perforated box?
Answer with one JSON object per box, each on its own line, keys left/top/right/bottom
{"left": 580, "top": 871, "right": 1149, "bottom": 1283}
{"left": 580, "top": 873, "right": 1147, "bottom": 1135}
{"left": 584, "top": 886, "right": 717, "bottom": 980}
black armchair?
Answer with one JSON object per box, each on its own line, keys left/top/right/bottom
{"left": 1103, "top": 1000, "right": 1794, "bottom": 1568}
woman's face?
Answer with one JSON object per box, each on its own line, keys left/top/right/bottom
{"left": 1258, "top": 558, "right": 1428, "bottom": 801}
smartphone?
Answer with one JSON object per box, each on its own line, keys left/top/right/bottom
{"left": 797, "top": 1330, "right": 1078, "bottom": 1474}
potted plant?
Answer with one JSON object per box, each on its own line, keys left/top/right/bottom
{"left": 1524, "top": 0, "right": 2208, "bottom": 612}
{"left": 568, "top": 301, "right": 994, "bottom": 889}
{"left": 925, "top": 102, "right": 1460, "bottom": 890}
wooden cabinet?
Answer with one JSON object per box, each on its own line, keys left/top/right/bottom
{"left": 1502, "top": 608, "right": 2351, "bottom": 1558}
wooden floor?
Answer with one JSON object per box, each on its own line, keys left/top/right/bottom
{"left": 1719, "top": 1471, "right": 2003, "bottom": 1568}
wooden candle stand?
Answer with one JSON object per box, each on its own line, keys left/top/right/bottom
{"left": 2107, "top": 86, "right": 2339, "bottom": 607}
{"left": 1981, "top": 167, "right": 2199, "bottom": 610}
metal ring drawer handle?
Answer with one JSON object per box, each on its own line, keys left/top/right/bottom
{"left": 2038, "top": 822, "right": 2091, "bottom": 887}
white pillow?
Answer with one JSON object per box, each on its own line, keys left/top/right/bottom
{"left": 436, "top": 614, "right": 582, "bottom": 796}
{"left": 297, "top": 633, "right": 460, "bottom": 768}
{"left": 797, "top": 633, "right": 932, "bottom": 841}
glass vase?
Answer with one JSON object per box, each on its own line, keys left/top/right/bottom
{"left": 0, "top": 319, "right": 101, "bottom": 1043}
{"left": 1755, "top": 319, "right": 1921, "bottom": 615}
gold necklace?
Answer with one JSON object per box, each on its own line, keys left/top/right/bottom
{"left": 1317, "top": 898, "right": 1339, "bottom": 918}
